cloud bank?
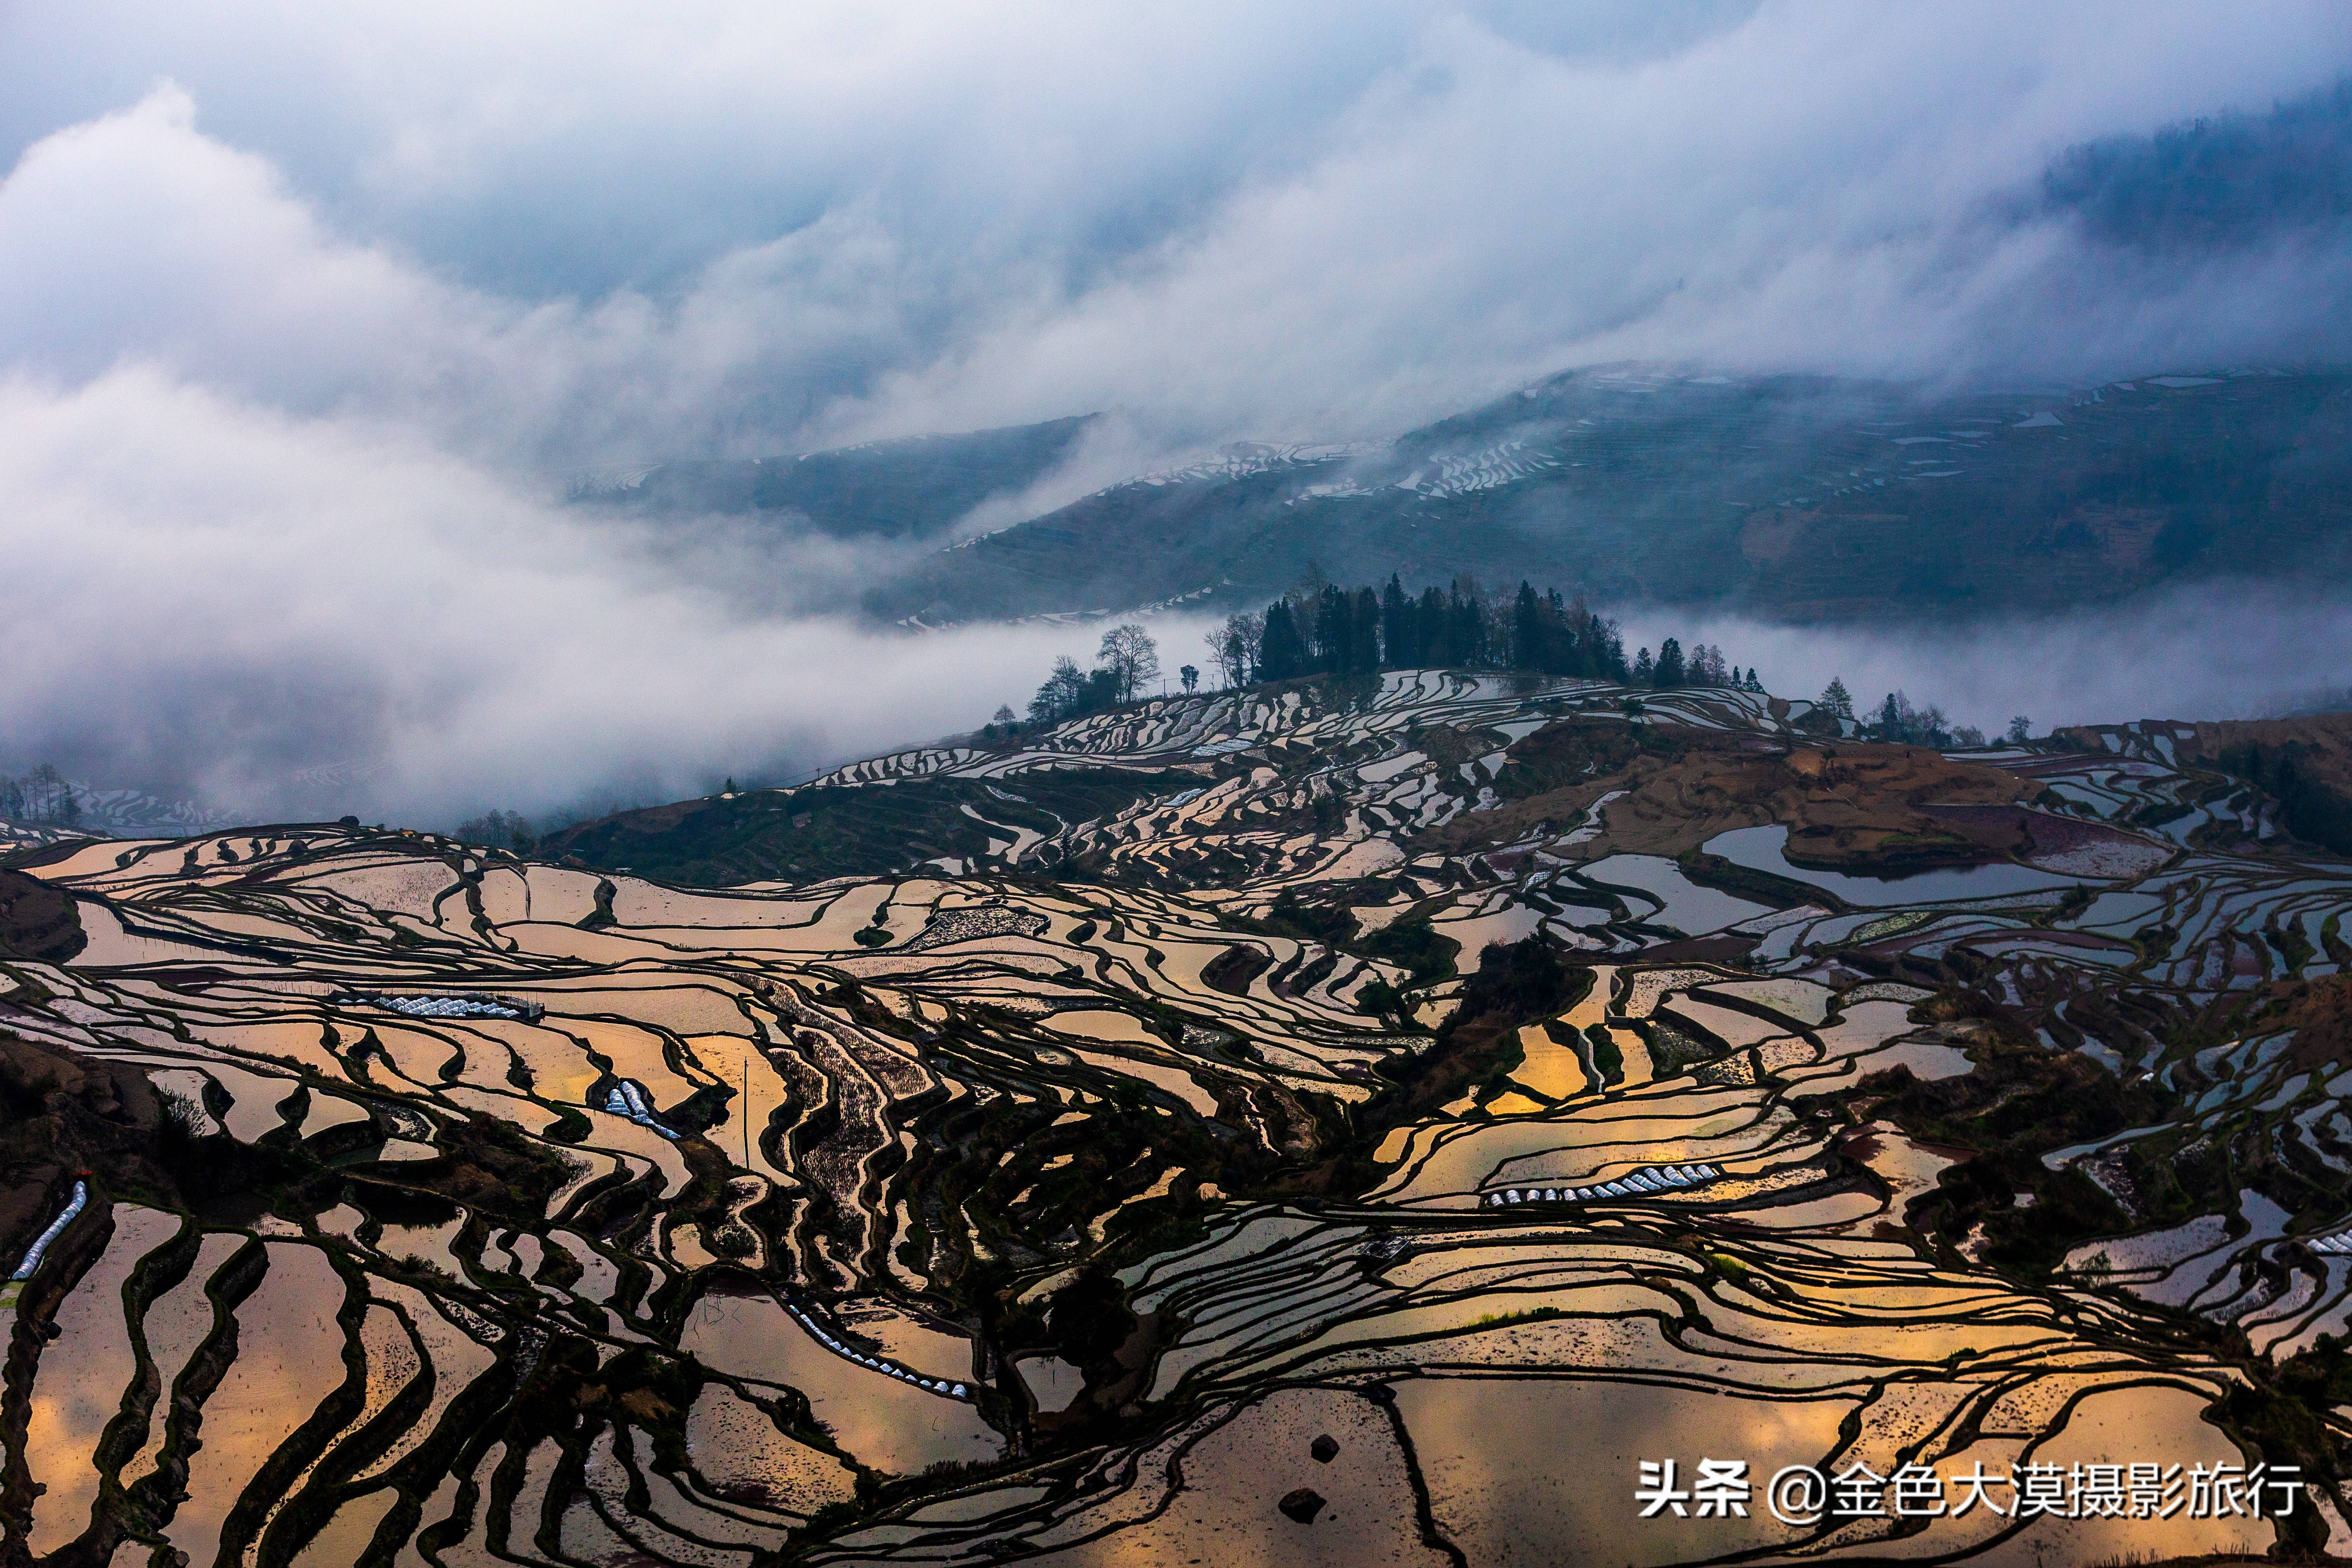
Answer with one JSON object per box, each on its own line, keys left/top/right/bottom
{"left": 7, "top": 4, "right": 2351, "bottom": 461}
{"left": 0, "top": 368, "right": 1192, "bottom": 823}
{"left": 1, "top": 3, "right": 2348, "bottom": 820}
{"left": 1621, "top": 590, "right": 2352, "bottom": 743}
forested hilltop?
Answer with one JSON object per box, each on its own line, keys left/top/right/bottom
{"left": 1022, "top": 575, "right": 1758, "bottom": 728}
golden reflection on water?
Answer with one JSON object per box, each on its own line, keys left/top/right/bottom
{"left": 23, "top": 1206, "right": 182, "bottom": 1556}
{"left": 166, "top": 1242, "right": 348, "bottom": 1565}
{"left": 1400, "top": 1378, "right": 1860, "bottom": 1567}
{"left": 678, "top": 1288, "right": 1000, "bottom": 1475}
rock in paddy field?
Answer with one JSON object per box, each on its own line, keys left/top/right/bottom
{"left": 1310, "top": 1433, "right": 1339, "bottom": 1463}
{"left": 1278, "top": 1487, "right": 1327, "bottom": 1523}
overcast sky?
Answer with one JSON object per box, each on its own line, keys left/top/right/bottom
{"left": 2, "top": 2, "right": 2348, "bottom": 820}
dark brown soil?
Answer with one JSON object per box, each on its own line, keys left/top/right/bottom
{"left": 1417, "top": 739, "right": 2033, "bottom": 869}
{"left": 0, "top": 869, "right": 84, "bottom": 963}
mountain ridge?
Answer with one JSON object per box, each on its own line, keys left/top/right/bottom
{"left": 873, "top": 363, "right": 2352, "bottom": 625}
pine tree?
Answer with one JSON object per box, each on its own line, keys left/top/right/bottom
{"left": 1820, "top": 677, "right": 1853, "bottom": 719}
{"left": 1381, "top": 575, "right": 1413, "bottom": 669}
{"left": 1311, "top": 586, "right": 1349, "bottom": 674}
{"left": 1417, "top": 585, "right": 1449, "bottom": 664}
{"left": 1448, "top": 581, "right": 1487, "bottom": 666}
{"left": 1597, "top": 615, "right": 1627, "bottom": 680}
{"left": 1258, "top": 601, "right": 1307, "bottom": 681}
{"left": 1568, "top": 600, "right": 1606, "bottom": 680}
{"left": 1512, "top": 581, "right": 1544, "bottom": 672}
{"left": 1350, "top": 586, "right": 1382, "bottom": 673}
{"left": 1654, "top": 637, "right": 1686, "bottom": 687}
{"left": 1541, "top": 589, "right": 1571, "bottom": 675}
{"left": 1633, "top": 646, "right": 1654, "bottom": 683}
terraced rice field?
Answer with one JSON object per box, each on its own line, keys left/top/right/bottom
{"left": 3, "top": 672, "right": 2351, "bottom": 1562}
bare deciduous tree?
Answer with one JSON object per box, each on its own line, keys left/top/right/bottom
{"left": 1098, "top": 623, "right": 1159, "bottom": 704}
{"left": 1204, "top": 611, "right": 1260, "bottom": 690}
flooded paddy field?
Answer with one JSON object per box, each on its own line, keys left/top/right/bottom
{"left": 4, "top": 673, "right": 2352, "bottom": 1561}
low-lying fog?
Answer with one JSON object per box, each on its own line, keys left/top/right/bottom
{"left": 1, "top": 363, "right": 2338, "bottom": 831}
{"left": 1615, "top": 594, "right": 2350, "bottom": 745}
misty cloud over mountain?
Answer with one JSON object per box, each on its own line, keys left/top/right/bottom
{"left": 5, "top": 4, "right": 2351, "bottom": 460}
{"left": 3, "top": 3, "right": 2350, "bottom": 822}
{"left": 2043, "top": 78, "right": 2352, "bottom": 252}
